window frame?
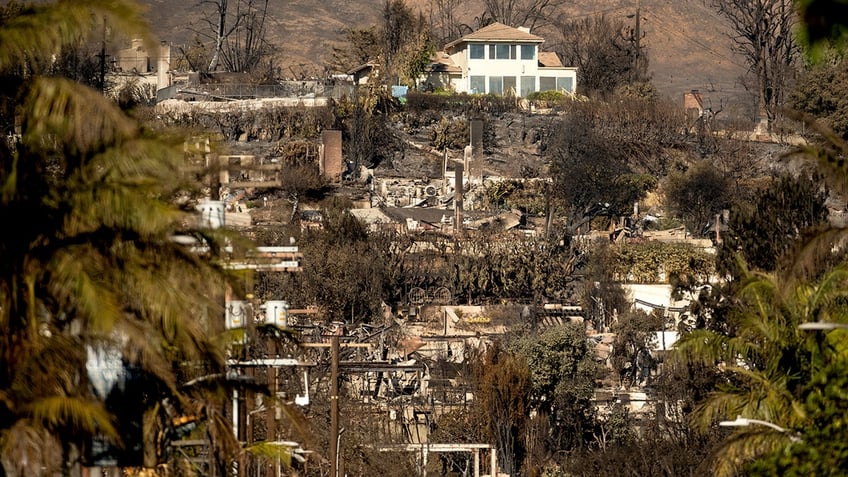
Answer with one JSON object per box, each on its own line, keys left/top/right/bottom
{"left": 470, "top": 75, "right": 486, "bottom": 94}
{"left": 539, "top": 76, "right": 556, "bottom": 92}
{"left": 490, "top": 43, "right": 516, "bottom": 60}
{"left": 503, "top": 76, "right": 517, "bottom": 95}
{"left": 469, "top": 44, "right": 485, "bottom": 60}
{"left": 489, "top": 76, "right": 504, "bottom": 94}
{"left": 557, "top": 77, "right": 574, "bottom": 92}
{"left": 520, "top": 76, "right": 536, "bottom": 97}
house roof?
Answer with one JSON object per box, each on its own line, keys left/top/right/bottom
{"left": 538, "top": 51, "right": 563, "bottom": 68}
{"left": 465, "top": 211, "right": 522, "bottom": 231}
{"left": 350, "top": 208, "right": 395, "bottom": 225}
{"left": 347, "top": 62, "right": 379, "bottom": 76}
{"left": 445, "top": 22, "right": 544, "bottom": 49}
{"left": 428, "top": 51, "right": 462, "bottom": 73}
{"left": 382, "top": 207, "right": 460, "bottom": 225}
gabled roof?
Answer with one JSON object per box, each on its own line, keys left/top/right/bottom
{"left": 428, "top": 51, "right": 462, "bottom": 73}
{"left": 380, "top": 206, "right": 490, "bottom": 225}
{"left": 538, "top": 51, "right": 563, "bottom": 68}
{"left": 381, "top": 207, "right": 457, "bottom": 225}
{"left": 445, "top": 22, "right": 544, "bottom": 49}
{"left": 465, "top": 211, "right": 522, "bottom": 231}
{"left": 347, "top": 62, "right": 379, "bottom": 76}
{"left": 350, "top": 208, "right": 394, "bottom": 225}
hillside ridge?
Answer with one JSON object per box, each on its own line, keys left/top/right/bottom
{"left": 140, "top": 0, "right": 749, "bottom": 106}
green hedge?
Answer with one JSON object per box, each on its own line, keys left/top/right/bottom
{"left": 405, "top": 91, "right": 519, "bottom": 115}
{"left": 609, "top": 241, "right": 715, "bottom": 284}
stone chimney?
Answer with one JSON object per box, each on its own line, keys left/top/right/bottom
{"left": 683, "top": 90, "right": 704, "bottom": 120}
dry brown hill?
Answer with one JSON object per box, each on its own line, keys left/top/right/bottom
{"left": 140, "top": 0, "right": 751, "bottom": 108}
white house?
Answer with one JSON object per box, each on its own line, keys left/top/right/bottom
{"left": 426, "top": 22, "right": 577, "bottom": 97}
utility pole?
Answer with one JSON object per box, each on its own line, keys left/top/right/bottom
{"left": 634, "top": 0, "right": 641, "bottom": 77}
{"left": 627, "top": 0, "right": 643, "bottom": 83}
{"left": 96, "top": 17, "right": 108, "bottom": 93}
{"left": 307, "top": 338, "right": 419, "bottom": 477}
{"left": 329, "top": 335, "right": 340, "bottom": 477}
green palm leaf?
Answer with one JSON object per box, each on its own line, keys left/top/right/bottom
{"left": 27, "top": 396, "right": 117, "bottom": 439}
{"left": 21, "top": 77, "right": 137, "bottom": 156}
{"left": 0, "top": 2, "right": 247, "bottom": 472}
{"left": 672, "top": 264, "right": 848, "bottom": 475}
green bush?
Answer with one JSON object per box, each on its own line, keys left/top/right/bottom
{"left": 405, "top": 91, "right": 519, "bottom": 115}
{"left": 527, "top": 90, "right": 568, "bottom": 102}
{"left": 609, "top": 241, "right": 715, "bottom": 284}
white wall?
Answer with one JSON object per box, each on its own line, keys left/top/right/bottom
{"left": 623, "top": 284, "right": 674, "bottom": 311}
{"left": 447, "top": 43, "right": 576, "bottom": 96}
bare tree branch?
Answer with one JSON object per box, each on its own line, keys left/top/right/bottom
{"left": 710, "top": 0, "right": 800, "bottom": 125}
{"left": 481, "top": 0, "right": 565, "bottom": 31}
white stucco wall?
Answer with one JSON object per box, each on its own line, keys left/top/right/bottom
{"left": 623, "top": 284, "right": 674, "bottom": 311}
{"left": 621, "top": 283, "right": 696, "bottom": 334}
{"left": 446, "top": 43, "right": 577, "bottom": 96}
{"left": 466, "top": 50, "right": 539, "bottom": 77}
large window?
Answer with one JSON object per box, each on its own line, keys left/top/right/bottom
{"left": 470, "top": 76, "right": 486, "bottom": 94}
{"left": 558, "top": 77, "right": 574, "bottom": 92}
{"left": 540, "top": 76, "right": 575, "bottom": 93}
{"left": 489, "top": 44, "right": 516, "bottom": 59}
{"left": 520, "top": 76, "right": 535, "bottom": 97}
{"left": 488, "top": 76, "right": 517, "bottom": 95}
{"left": 469, "top": 44, "right": 485, "bottom": 59}
{"left": 503, "top": 76, "right": 517, "bottom": 95}
{"left": 489, "top": 76, "right": 503, "bottom": 95}
{"left": 520, "top": 45, "right": 535, "bottom": 60}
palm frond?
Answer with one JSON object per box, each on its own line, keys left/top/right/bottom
{"left": 259, "top": 393, "right": 312, "bottom": 450}
{"left": 26, "top": 396, "right": 117, "bottom": 439}
{"left": 671, "top": 328, "right": 730, "bottom": 366}
{"left": 22, "top": 77, "right": 137, "bottom": 157}
{"left": 787, "top": 227, "right": 848, "bottom": 283}
{"left": 691, "top": 383, "right": 793, "bottom": 435}
{"left": 723, "top": 368, "right": 798, "bottom": 421}
{"left": 803, "top": 265, "right": 848, "bottom": 319}
{"left": 0, "top": 2, "right": 243, "bottom": 471}
{"left": 255, "top": 323, "right": 302, "bottom": 343}
{"left": 244, "top": 441, "right": 296, "bottom": 466}
{"left": 121, "top": 329, "right": 179, "bottom": 394}
{"left": 207, "top": 407, "right": 242, "bottom": 466}
{"left": 675, "top": 254, "right": 848, "bottom": 475}
{"left": 710, "top": 428, "right": 797, "bottom": 477}
{"left": 59, "top": 180, "right": 186, "bottom": 240}
{"left": 12, "top": 334, "right": 88, "bottom": 396}
{"left": 180, "top": 373, "right": 269, "bottom": 399}
{"left": 786, "top": 129, "right": 848, "bottom": 196}
{"left": 46, "top": 245, "right": 122, "bottom": 333}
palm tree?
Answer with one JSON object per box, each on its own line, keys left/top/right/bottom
{"left": 672, "top": 7, "right": 848, "bottom": 474}
{"left": 0, "top": 1, "right": 243, "bottom": 474}
{"left": 672, "top": 263, "right": 848, "bottom": 476}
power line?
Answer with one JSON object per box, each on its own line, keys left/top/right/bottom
{"left": 641, "top": 7, "right": 748, "bottom": 69}
{"left": 687, "top": 0, "right": 736, "bottom": 26}
{"left": 642, "top": 7, "right": 743, "bottom": 67}
{"left": 557, "top": 4, "right": 747, "bottom": 70}
{"left": 558, "top": 5, "right": 634, "bottom": 21}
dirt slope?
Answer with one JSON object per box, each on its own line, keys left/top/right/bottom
{"left": 140, "top": 0, "right": 749, "bottom": 105}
